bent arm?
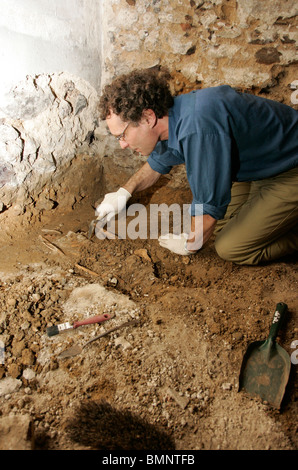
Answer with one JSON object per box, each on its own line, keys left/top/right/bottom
{"left": 123, "top": 162, "right": 161, "bottom": 195}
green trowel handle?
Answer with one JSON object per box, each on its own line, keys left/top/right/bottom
{"left": 268, "top": 302, "right": 288, "bottom": 342}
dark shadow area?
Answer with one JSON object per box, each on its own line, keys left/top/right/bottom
{"left": 64, "top": 400, "right": 176, "bottom": 450}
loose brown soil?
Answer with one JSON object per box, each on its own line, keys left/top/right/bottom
{"left": 0, "top": 181, "right": 297, "bottom": 451}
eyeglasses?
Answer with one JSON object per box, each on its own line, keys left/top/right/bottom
{"left": 116, "top": 122, "right": 131, "bottom": 142}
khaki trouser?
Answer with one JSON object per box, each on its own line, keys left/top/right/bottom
{"left": 214, "top": 166, "right": 298, "bottom": 265}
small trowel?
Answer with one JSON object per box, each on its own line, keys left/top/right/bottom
{"left": 239, "top": 302, "right": 291, "bottom": 408}
{"left": 58, "top": 319, "right": 139, "bottom": 358}
{"left": 88, "top": 213, "right": 109, "bottom": 240}
{"left": 88, "top": 218, "right": 98, "bottom": 239}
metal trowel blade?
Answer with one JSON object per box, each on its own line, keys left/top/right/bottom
{"left": 88, "top": 215, "right": 108, "bottom": 240}
{"left": 88, "top": 220, "right": 97, "bottom": 239}
{"left": 58, "top": 344, "right": 82, "bottom": 358}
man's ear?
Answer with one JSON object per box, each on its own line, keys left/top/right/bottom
{"left": 141, "top": 109, "right": 157, "bottom": 127}
{"left": 106, "top": 108, "right": 113, "bottom": 120}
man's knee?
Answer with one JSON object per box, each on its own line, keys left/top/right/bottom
{"left": 214, "top": 235, "right": 234, "bottom": 262}
{"left": 214, "top": 234, "right": 256, "bottom": 265}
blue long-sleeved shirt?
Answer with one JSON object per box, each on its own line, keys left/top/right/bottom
{"left": 147, "top": 86, "right": 298, "bottom": 219}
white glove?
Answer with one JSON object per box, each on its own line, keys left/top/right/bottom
{"left": 95, "top": 187, "right": 131, "bottom": 221}
{"left": 158, "top": 233, "right": 196, "bottom": 256}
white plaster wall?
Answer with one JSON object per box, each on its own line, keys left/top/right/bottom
{"left": 0, "top": 0, "right": 102, "bottom": 99}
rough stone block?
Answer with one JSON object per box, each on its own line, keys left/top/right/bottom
{"left": 0, "top": 414, "right": 34, "bottom": 450}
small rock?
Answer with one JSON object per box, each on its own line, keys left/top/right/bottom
{"left": 17, "top": 398, "right": 25, "bottom": 408}
{"left": 12, "top": 204, "right": 24, "bottom": 216}
{"left": 12, "top": 339, "right": 26, "bottom": 358}
{"left": 114, "top": 337, "right": 132, "bottom": 350}
{"left": 7, "top": 298, "right": 17, "bottom": 307}
{"left": 0, "top": 377, "right": 22, "bottom": 397}
{"left": 255, "top": 47, "right": 281, "bottom": 64}
{"left": 109, "top": 277, "right": 118, "bottom": 286}
{"left": 0, "top": 414, "right": 34, "bottom": 450}
{"left": 21, "top": 321, "right": 31, "bottom": 331}
{"left": 22, "top": 368, "right": 36, "bottom": 381}
{"left": 8, "top": 364, "right": 21, "bottom": 379}
{"left": 31, "top": 293, "right": 41, "bottom": 302}
{"left": 74, "top": 94, "right": 88, "bottom": 115}
{"left": 222, "top": 382, "right": 232, "bottom": 391}
{"left": 134, "top": 249, "right": 151, "bottom": 262}
{"left": 166, "top": 387, "right": 189, "bottom": 410}
{"left": 232, "top": 332, "right": 243, "bottom": 341}
{"left": 180, "top": 23, "right": 192, "bottom": 32}
{"left": 21, "top": 349, "right": 35, "bottom": 366}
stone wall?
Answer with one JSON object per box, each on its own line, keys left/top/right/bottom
{"left": 102, "top": 0, "right": 298, "bottom": 104}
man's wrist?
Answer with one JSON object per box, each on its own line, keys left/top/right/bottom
{"left": 118, "top": 187, "right": 132, "bottom": 199}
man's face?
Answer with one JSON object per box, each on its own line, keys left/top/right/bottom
{"left": 106, "top": 111, "right": 159, "bottom": 156}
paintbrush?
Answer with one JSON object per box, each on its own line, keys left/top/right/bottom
{"left": 46, "top": 313, "right": 114, "bottom": 337}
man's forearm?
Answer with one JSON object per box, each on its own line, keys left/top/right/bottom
{"left": 187, "top": 214, "right": 217, "bottom": 251}
{"left": 122, "top": 162, "right": 161, "bottom": 194}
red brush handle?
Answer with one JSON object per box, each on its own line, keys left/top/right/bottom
{"left": 73, "top": 313, "right": 112, "bottom": 329}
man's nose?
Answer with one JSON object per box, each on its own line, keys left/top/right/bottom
{"left": 119, "top": 140, "right": 129, "bottom": 149}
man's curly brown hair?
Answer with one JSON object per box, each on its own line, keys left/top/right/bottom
{"left": 99, "top": 67, "right": 174, "bottom": 123}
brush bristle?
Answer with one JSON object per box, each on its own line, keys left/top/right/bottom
{"left": 46, "top": 325, "right": 60, "bottom": 337}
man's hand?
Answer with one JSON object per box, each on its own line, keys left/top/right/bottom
{"left": 158, "top": 233, "right": 197, "bottom": 256}
{"left": 95, "top": 187, "right": 131, "bottom": 221}
{"left": 158, "top": 215, "right": 217, "bottom": 256}
{"left": 95, "top": 163, "right": 160, "bottom": 222}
